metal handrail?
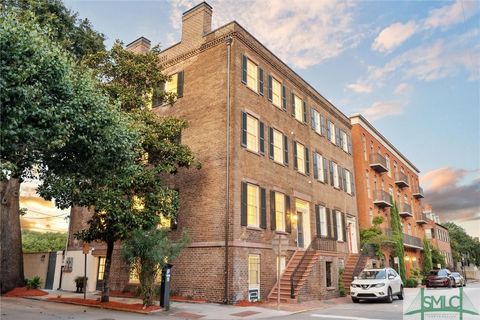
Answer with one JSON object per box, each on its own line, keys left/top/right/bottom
{"left": 290, "top": 241, "right": 314, "bottom": 298}
{"left": 351, "top": 244, "right": 374, "bottom": 280}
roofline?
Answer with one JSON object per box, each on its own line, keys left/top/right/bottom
{"left": 350, "top": 113, "right": 420, "bottom": 173}
{"left": 126, "top": 36, "right": 151, "bottom": 48}
{"left": 182, "top": 1, "right": 212, "bottom": 16}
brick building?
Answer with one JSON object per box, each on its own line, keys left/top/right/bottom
{"left": 421, "top": 205, "right": 453, "bottom": 269}
{"left": 350, "top": 114, "right": 426, "bottom": 277}
{"left": 67, "top": 2, "right": 360, "bottom": 303}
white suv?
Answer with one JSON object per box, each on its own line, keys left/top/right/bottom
{"left": 350, "top": 268, "right": 404, "bottom": 303}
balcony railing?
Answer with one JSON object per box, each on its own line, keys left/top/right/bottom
{"left": 384, "top": 229, "right": 423, "bottom": 249}
{"left": 412, "top": 186, "right": 425, "bottom": 199}
{"left": 369, "top": 153, "right": 388, "bottom": 173}
{"left": 312, "top": 237, "right": 338, "bottom": 252}
{"left": 399, "top": 203, "right": 413, "bottom": 218}
{"left": 373, "top": 190, "right": 392, "bottom": 208}
{"left": 416, "top": 212, "right": 428, "bottom": 225}
{"left": 395, "top": 172, "right": 409, "bottom": 188}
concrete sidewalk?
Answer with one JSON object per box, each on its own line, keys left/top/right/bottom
{"left": 30, "top": 290, "right": 294, "bottom": 319}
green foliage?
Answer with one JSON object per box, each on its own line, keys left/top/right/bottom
{"left": 22, "top": 230, "right": 67, "bottom": 253}
{"left": 4, "top": 0, "right": 105, "bottom": 60}
{"left": 405, "top": 278, "right": 418, "bottom": 288}
{"left": 338, "top": 268, "right": 346, "bottom": 297}
{"left": 122, "top": 228, "right": 190, "bottom": 307}
{"left": 359, "top": 215, "right": 391, "bottom": 258}
{"left": 422, "top": 236, "right": 433, "bottom": 275}
{"left": 390, "top": 200, "right": 406, "bottom": 283}
{"left": 431, "top": 248, "right": 446, "bottom": 268}
{"left": 443, "top": 222, "right": 480, "bottom": 266}
{"left": 25, "top": 276, "right": 42, "bottom": 289}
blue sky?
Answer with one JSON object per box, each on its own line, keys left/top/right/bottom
{"left": 25, "top": 0, "right": 478, "bottom": 236}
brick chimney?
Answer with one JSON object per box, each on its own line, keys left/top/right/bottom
{"left": 126, "top": 37, "right": 151, "bottom": 53}
{"left": 182, "top": 2, "right": 212, "bottom": 44}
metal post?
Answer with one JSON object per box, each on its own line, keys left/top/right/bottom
{"left": 83, "top": 253, "right": 87, "bottom": 300}
{"left": 57, "top": 265, "right": 64, "bottom": 290}
{"left": 277, "top": 236, "right": 281, "bottom": 311}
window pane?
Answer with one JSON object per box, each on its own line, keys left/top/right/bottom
{"left": 342, "top": 131, "right": 348, "bottom": 152}
{"left": 247, "top": 59, "right": 257, "bottom": 92}
{"left": 248, "top": 255, "right": 260, "bottom": 285}
{"left": 165, "top": 73, "right": 178, "bottom": 95}
{"left": 320, "top": 206, "right": 327, "bottom": 236}
{"left": 297, "top": 142, "right": 305, "bottom": 173}
{"left": 346, "top": 170, "right": 351, "bottom": 194}
{"left": 336, "top": 211, "right": 343, "bottom": 241}
{"left": 247, "top": 184, "right": 259, "bottom": 227}
{"left": 333, "top": 162, "right": 339, "bottom": 187}
{"left": 246, "top": 115, "right": 258, "bottom": 152}
{"left": 329, "top": 122, "right": 336, "bottom": 144}
{"left": 273, "top": 129, "right": 284, "bottom": 163}
{"left": 272, "top": 78, "right": 281, "bottom": 107}
{"left": 275, "top": 192, "right": 285, "bottom": 231}
{"left": 294, "top": 95, "right": 303, "bottom": 122}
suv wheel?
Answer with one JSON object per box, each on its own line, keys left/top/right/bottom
{"left": 386, "top": 287, "right": 393, "bottom": 303}
{"left": 397, "top": 286, "right": 404, "bottom": 300}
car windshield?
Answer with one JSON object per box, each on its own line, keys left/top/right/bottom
{"left": 358, "top": 270, "right": 386, "bottom": 280}
{"left": 451, "top": 272, "right": 460, "bottom": 277}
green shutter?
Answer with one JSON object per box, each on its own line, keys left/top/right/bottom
{"left": 335, "top": 127, "right": 341, "bottom": 146}
{"left": 342, "top": 212, "right": 347, "bottom": 242}
{"left": 323, "top": 157, "right": 328, "bottom": 183}
{"left": 329, "top": 160, "right": 334, "bottom": 186}
{"left": 338, "top": 166, "right": 344, "bottom": 190}
{"left": 321, "top": 115, "right": 326, "bottom": 136}
{"left": 260, "top": 188, "right": 266, "bottom": 229}
{"left": 270, "top": 191, "right": 276, "bottom": 230}
{"left": 347, "top": 134, "right": 352, "bottom": 154}
{"left": 313, "top": 152, "right": 318, "bottom": 180}
{"left": 284, "top": 135, "right": 289, "bottom": 166}
{"left": 258, "top": 68, "right": 264, "bottom": 96}
{"left": 303, "top": 101, "right": 307, "bottom": 123}
{"left": 285, "top": 195, "right": 291, "bottom": 233}
{"left": 177, "top": 71, "right": 184, "bottom": 98}
{"left": 293, "top": 141, "right": 298, "bottom": 170}
{"left": 326, "top": 208, "right": 332, "bottom": 238}
{"left": 268, "top": 75, "right": 273, "bottom": 101}
{"left": 291, "top": 93, "right": 295, "bottom": 116}
{"left": 282, "top": 85, "right": 287, "bottom": 111}
{"left": 333, "top": 210, "right": 338, "bottom": 240}
{"left": 259, "top": 121, "right": 265, "bottom": 155}
{"left": 241, "top": 182, "right": 247, "bottom": 226}
{"left": 305, "top": 147, "right": 310, "bottom": 176}
{"left": 326, "top": 120, "right": 331, "bottom": 140}
{"left": 241, "top": 112, "right": 247, "bottom": 147}
{"left": 268, "top": 127, "right": 274, "bottom": 159}
{"left": 351, "top": 171, "right": 355, "bottom": 196}
{"left": 315, "top": 205, "right": 321, "bottom": 237}
{"left": 242, "top": 55, "right": 247, "bottom": 84}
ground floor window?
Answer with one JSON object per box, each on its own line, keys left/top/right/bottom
{"left": 248, "top": 254, "right": 260, "bottom": 287}
{"left": 97, "top": 257, "right": 105, "bottom": 281}
{"left": 326, "top": 261, "right": 332, "bottom": 287}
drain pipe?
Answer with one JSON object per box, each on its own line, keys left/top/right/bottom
{"left": 224, "top": 36, "right": 233, "bottom": 304}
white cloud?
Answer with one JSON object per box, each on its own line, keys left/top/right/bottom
{"left": 359, "top": 101, "right": 404, "bottom": 121}
{"left": 169, "top": 0, "right": 361, "bottom": 69}
{"left": 347, "top": 82, "right": 373, "bottom": 93}
{"left": 424, "top": 0, "right": 480, "bottom": 30}
{"left": 372, "top": 21, "right": 417, "bottom": 53}
{"left": 394, "top": 83, "right": 413, "bottom": 96}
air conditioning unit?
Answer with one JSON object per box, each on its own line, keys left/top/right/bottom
{"left": 248, "top": 289, "right": 259, "bottom": 302}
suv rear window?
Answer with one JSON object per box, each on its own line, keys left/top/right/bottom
{"left": 430, "top": 270, "right": 448, "bottom": 276}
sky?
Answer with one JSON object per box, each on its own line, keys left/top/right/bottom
{"left": 21, "top": 0, "right": 479, "bottom": 238}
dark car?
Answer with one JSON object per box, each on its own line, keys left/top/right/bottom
{"left": 426, "top": 269, "right": 455, "bottom": 288}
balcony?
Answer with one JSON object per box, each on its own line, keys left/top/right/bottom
{"left": 416, "top": 212, "right": 428, "bottom": 225}
{"left": 384, "top": 229, "right": 423, "bottom": 250}
{"left": 373, "top": 190, "right": 392, "bottom": 208}
{"left": 312, "top": 237, "right": 337, "bottom": 252}
{"left": 369, "top": 153, "right": 388, "bottom": 173}
{"left": 399, "top": 203, "right": 413, "bottom": 218}
{"left": 412, "top": 186, "right": 425, "bottom": 199}
{"left": 395, "top": 172, "right": 409, "bottom": 188}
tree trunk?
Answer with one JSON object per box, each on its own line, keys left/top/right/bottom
{"left": 101, "top": 239, "right": 114, "bottom": 302}
{"left": 140, "top": 261, "right": 156, "bottom": 307}
{"left": 0, "top": 178, "right": 24, "bottom": 293}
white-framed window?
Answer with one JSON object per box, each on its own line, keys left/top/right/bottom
{"left": 311, "top": 109, "right": 321, "bottom": 134}
{"left": 246, "top": 114, "right": 259, "bottom": 152}
{"left": 385, "top": 154, "right": 391, "bottom": 176}
{"left": 336, "top": 210, "right": 344, "bottom": 242}
{"left": 293, "top": 94, "right": 303, "bottom": 122}
{"left": 296, "top": 142, "right": 306, "bottom": 174}
{"left": 329, "top": 121, "right": 336, "bottom": 144}
{"left": 345, "top": 169, "right": 352, "bottom": 194}
{"left": 319, "top": 205, "right": 327, "bottom": 236}
{"left": 341, "top": 130, "right": 348, "bottom": 153}
{"left": 248, "top": 254, "right": 260, "bottom": 287}
{"left": 272, "top": 129, "right": 284, "bottom": 163}
{"left": 272, "top": 77, "right": 281, "bottom": 108}
{"left": 247, "top": 184, "right": 260, "bottom": 227}
{"left": 332, "top": 162, "right": 340, "bottom": 188}
{"left": 275, "top": 192, "right": 285, "bottom": 232}
{"left": 313, "top": 153, "right": 326, "bottom": 182}
{"left": 246, "top": 58, "right": 258, "bottom": 92}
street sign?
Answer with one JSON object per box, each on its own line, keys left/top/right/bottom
{"left": 394, "top": 256, "right": 399, "bottom": 264}
{"left": 82, "top": 243, "right": 91, "bottom": 254}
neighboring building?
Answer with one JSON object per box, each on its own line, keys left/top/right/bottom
{"left": 422, "top": 205, "right": 453, "bottom": 269}
{"left": 350, "top": 114, "right": 426, "bottom": 277}
{"left": 67, "top": 2, "right": 360, "bottom": 303}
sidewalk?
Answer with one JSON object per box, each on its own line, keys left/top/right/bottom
{"left": 30, "top": 290, "right": 294, "bottom": 319}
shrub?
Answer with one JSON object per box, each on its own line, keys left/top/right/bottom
{"left": 405, "top": 278, "right": 418, "bottom": 288}
{"left": 26, "top": 276, "right": 42, "bottom": 289}
{"left": 338, "top": 268, "right": 346, "bottom": 297}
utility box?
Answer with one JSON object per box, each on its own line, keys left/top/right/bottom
{"left": 160, "top": 264, "right": 173, "bottom": 310}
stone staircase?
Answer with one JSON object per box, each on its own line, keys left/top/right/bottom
{"left": 267, "top": 250, "right": 320, "bottom": 303}
{"left": 342, "top": 253, "right": 368, "bottom": 294}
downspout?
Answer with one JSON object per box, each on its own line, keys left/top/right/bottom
{"left": 224, "top": 36, "right": 233, "bottom": 304}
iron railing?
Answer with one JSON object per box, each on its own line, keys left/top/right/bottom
{"left": 395, "top": 171, "right": 409, "bottom": 187}
{"left": 369, "top": 153, "right": 388, "bottom": 172}
{"left": 373, "top": 190, "right": 392, "bottom": 207}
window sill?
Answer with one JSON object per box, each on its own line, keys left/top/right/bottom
{"left": 326, "top": 287, "right": 336, "bottom": 291}
{"left": 273, "top": 160, "right": 286, "bottom": 167}
{"left": 247, "top": 226, "right": 263, "bottom": 232}
{"left": 296, "top": 171, "right": 307, "bottom": 177}
{"left": 275, "top": 230, "right": 288, "bottom": 235}
{"left": 245, "top": 84, "right": 260, "bottom": 96}
{"left": 244, "top": 147, "right": 262, "bottom": 157}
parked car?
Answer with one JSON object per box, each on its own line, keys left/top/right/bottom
{"left": 350, "top": 268, "right": 403, "bottom": 303}
{"left": 451, "top": 272, "right": 466, "bottom": 287}
{"left": 426, "top": 269, "right": 455, "bottom": 288}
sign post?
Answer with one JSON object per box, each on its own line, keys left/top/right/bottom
{"left": 272, "top": 235, "right": 288, "bottom": 311}
{"left": 82, "top": 243, "right": 90, "bottom": 300}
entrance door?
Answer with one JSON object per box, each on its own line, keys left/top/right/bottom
{"left": 297, "top": 212, "right": 304, "bottom": 248}
{"left": 44, "top": 252, "right": 57, "bottom": 289}
{"left": 347, "top": 219, "right": 358, "bottom": 254}
{"left": 96, "top": 257, "right": 106, "bottom": 290}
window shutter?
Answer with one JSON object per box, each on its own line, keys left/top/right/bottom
{"left": 342, "top": 212, "right": 347, "bottom": 242}
{"left": 329, "top": 160, "right": 334, "bottom": 186}
{"left": 347, "top": 134, "right": 352, "bottom": 154}
{"left": 323, "top": 157, "right": 328, "bottom": 183}
{"left": 268, "top": 75, "right": 273, "bottom": 101}
{"left": 327, "top": 120, "right": 331, "bottom": 140}
{"left": 259, "top": 121, "right": 265, "bottom": 155}
{"left": 302, "top": 101, "right": 307, "bottom": 123}
{"left": 268, "top": 127, "right": 274, "bottom": 159}
{"left": 333, "top": 210, "right": 338, "bottom": 240}
{"left": 258, "top": 68, "right": 264, "bottom": 96}
{"left": 310, "top": 108, "right": 315, "bottom": 129}
{"left": 282, "top": 85, "right": 287, "bottom": 111}
{"left": 326, "top": 208, "right": 332, "bottom": 239}
{"left": 351, "top": 172, "right": 355, "bottom": 196}
{"left": 291, "top": 93, "right": 295, "bottom": 116}
{"left": 241, "top": 112, "right": 247, "bottom": 147}
{"left": 270, "top": 191, "right": 276, "bottom": 230}
{"left": 338, "top": 166, "right": 344, "bottom": 190}
{"left": 339, "top": 130, "right": 344, "bottom": 149}
{"left": 177, "top": 71, "right": 184, "bottom": 98}
{"left": 335, "top": 127, "right": 340, "bottom": 146}
{"left": 242, "top": 55, "right": 247, "bottom": 84}
{"left": 305, "top": 146, "right": 310, "bottom": 176}
{"left": 260, "top": 187, "right": 267, "bottom": 229}
{"left": 315, "top": 205, "right": 321, "bottom": 237}
{"left": 313, "top": 153, "right": 319, "bottom": 180}
{"left": 285, "top": 196, "right": 291, "bottom": 233}
{"left": 343, "top": 168, "right": 347, "bottom": 192}
{"left": 241, "top": 182, "right": 247, "bottom": 226}
{"left": 293, "top": 141, "right": 298, "bottom": 170}
{"left": 321, "top": 115, "right": 326, "bottom": 136}
{"left": 283, "top": 135, "right": 289, "bottom": 166}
